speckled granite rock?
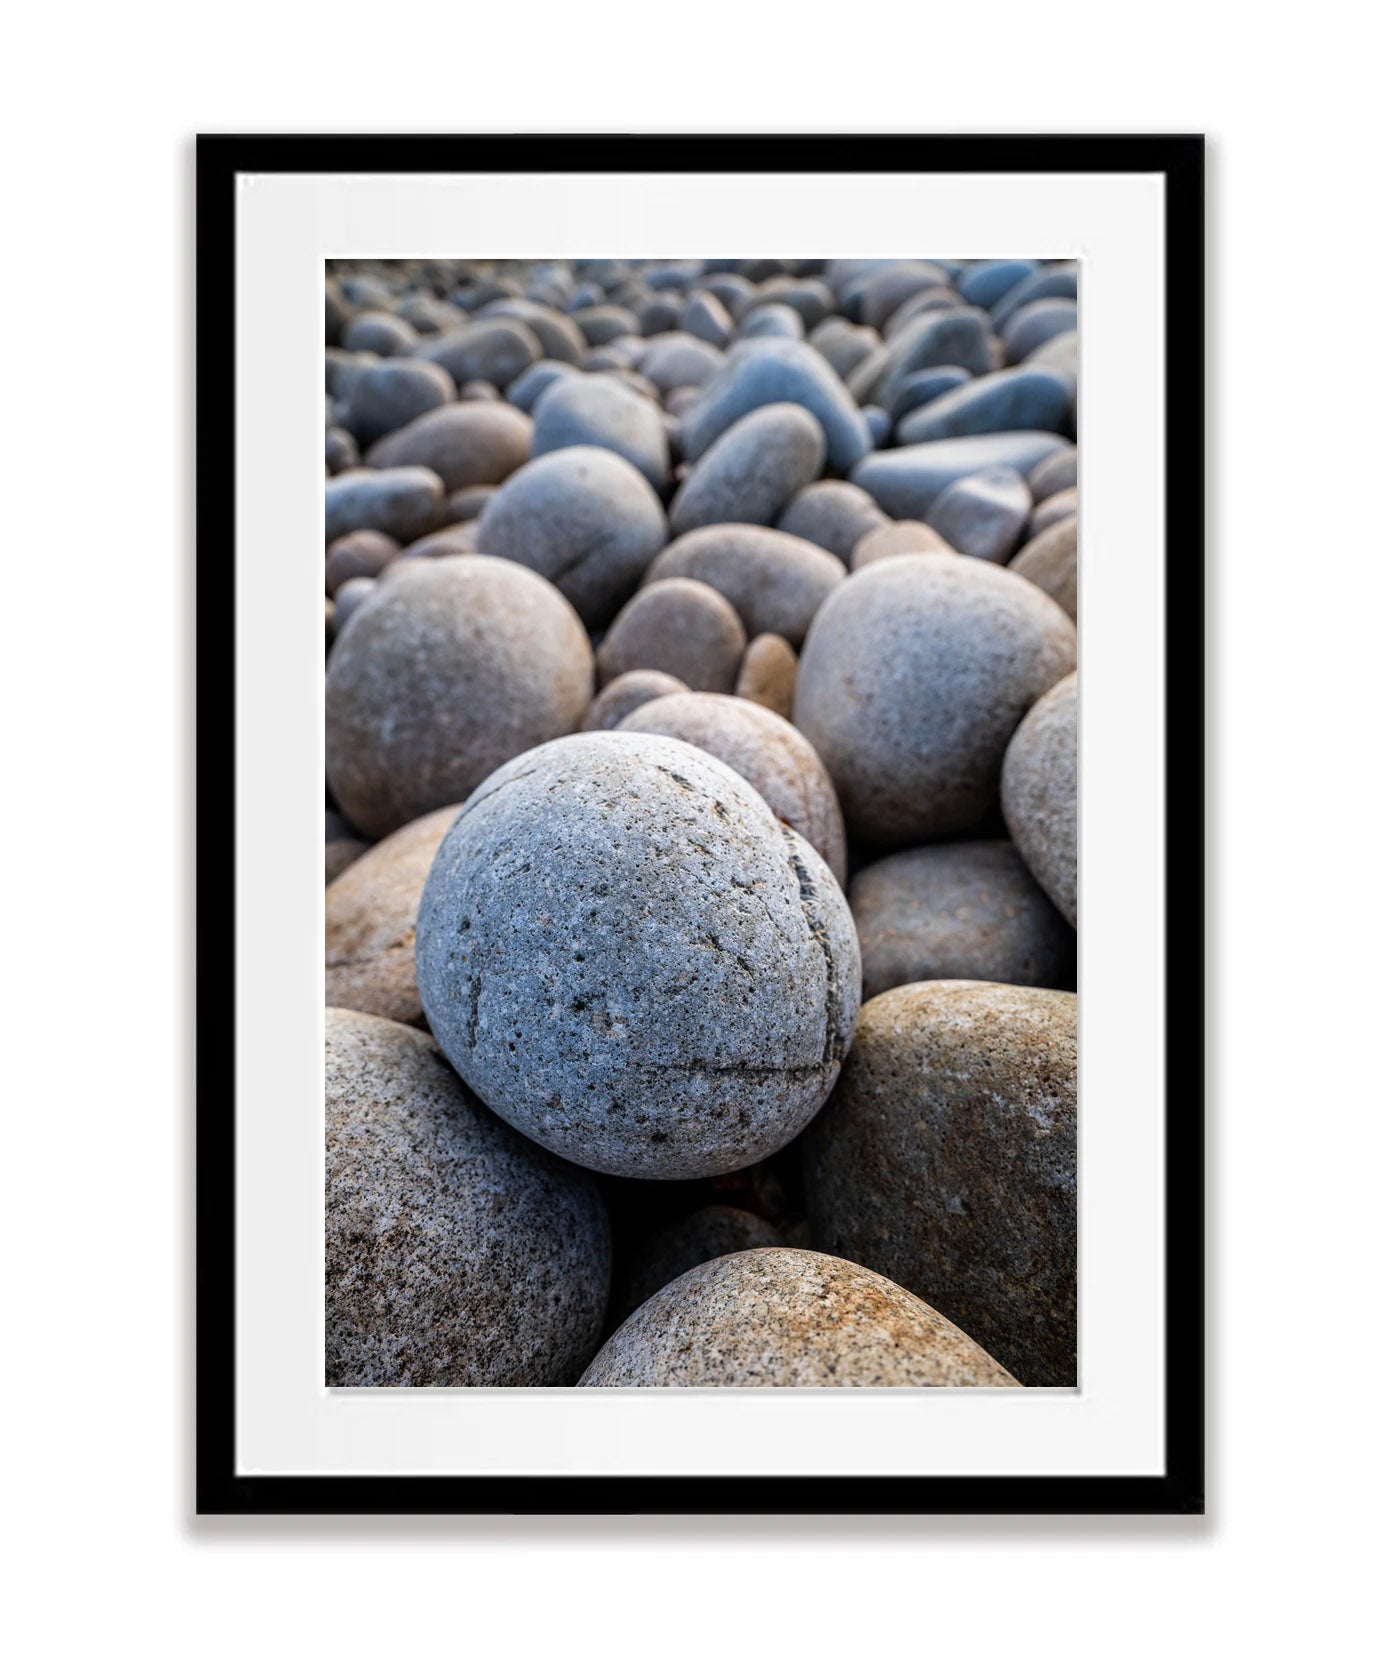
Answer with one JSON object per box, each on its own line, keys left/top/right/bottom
{"left": 580, "top": 1248, "right": 1019, "bottom": 1386}
{"left": 613, "top": 1206, "right": 782, "bottom": 1322}
{"left": 623, "top": 691, "right": 848, "bottom": 886}
{"left": 735, "top": 633, "right": 798, "bottom": 719}
{"left": 804, "top": 981, "right": 1076, "bottom": 1386}
{"left": 670, "top": 402, "right": 825, "bottom": 533}
{"left": 792, "top": 554, "right": 1077, "bottom": 847}
{"left": 646, "top": 524, "right": 845, "bottom": 647}
{"left": 1010, "top": 514, "right": 1078, "bottom": 623}
{"left": 1001, "top": 672, "right": 1077, "bottom": 926}
{"left": 474, "top": 445, "right": 668, "bottom": 628}
{"left": 595, "top": 578, "right": 746, "bottom": 692}
{"left": 584, "top": 669, "right": 690, "bottom": 731}
{"left": 325, "top": 805, "right": 461, "bottom": 1024}
{"left": 325, "top": 558, "right": 593, "bottom": 838}
{"left": 416, "top": 732, "right": 860, "bottom": 1179}
{"left": 366, "top": 401, "right": 533, "bottom": 491}
{"left": 848, "top": 840, "right": 1073, "bottom": 999}
{"left": 325, "top": 1009, "right": 610, "bottom": 1385}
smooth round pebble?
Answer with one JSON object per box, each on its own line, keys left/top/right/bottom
{"left": 793, "top": 554, "right": 1077, "bottom": 846}
{"left": 596, "top": 578, "right": 747, "bottom": 692}
{"left": 345, "top": 357, "right": 456, "bottom": 446}
{"left": 325, "top": 466, "right": 446, "bottom": 545}
{"left": 580, "top": 1248, "right": 1018, "bottom": 1387}
{"left": 474, "top": 446, "right": 668, "bottom": 627}
{"left": 623, "top": 691, "right": 847, "bottom": 886}
{"left": 415, "top": 732, "right": 861, "bottom": 1179}
{"left": 1009, "top": 515, "right": 1078, "bottom": 622}
{"left": 734, "top": 633, "right": 798, "bottom": 719}
{"left": 583, "top": 669, "right": 690, "bottom": 731}
{"left": 325, "top": 1009, "right": 610, "bottom": 1386}
{"left": 1029, "top": 485, "right": 1078, "bottom": 536}
{"left": 325, "top": 557, "right": 593, "bottom": 837}
{"left": 1001, "top": 673, "right": 1077, "bottom": 926}
{"left": 777, "top": 479, "right": 889, "bottom": 563}
{"left": 1027, "top": 443, "right": 1077, "bottom": 502}
{"left": 848, "top": 840, "right": 1073, "bottom": 999}
{"left": 804, "top": 981, "right": 1076, "bottom": 1385}
{"left": 680, "top": 339, "right": 871, "bottom": 474}
{"left": 926, "top": 466, "right": 1032, "bottom": 565}
{"left": 647, "top": 524, "right": 846, "bottom": 647}
{"left": 530, "top": 372, "right": 670, "bottom": 493}
{"left": 849, "top": 520, "right": 952, "bottom": 569}
{"left": 325, "top": 528, "right": 399, "bottom": 594}
{"left": 669, "top": 402, "right": 825, "bottom": 534}
{"left": 366, "top": 401, "right": 533, "bottom": 491}
{"left": 325, "top": 804, "right": 462, "bottom": 1024}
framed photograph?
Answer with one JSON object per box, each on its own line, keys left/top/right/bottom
{"left": 197, "top": 133, "right": 1203, "bottom": 1516}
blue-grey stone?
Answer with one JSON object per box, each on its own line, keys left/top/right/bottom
{"left": 477, "top": 298, "right": 587, "bottom": 364}
{"left": 990, "top": 262, "right": 1078, "bottom": 331}
{"left": 850, "top": 432, "right": 1066, "bottom": 518}
{"left": 530, "top": 372, "right": 670, "bottom": 492}
{"left": 572, "top": 305, "right": 640, "bottom": 346}
{"left": 474, "top": 445, "right": 668, "bottom": 627}
{"left": 858, "top": 261, "right": 952, "bottom": 329}
{"left": 866, "top": 307, "right": 995, "bottom": 409}
{"left": 506, "top": 359, "right": 574, "bottom": 413}
{"left": 1027, "top": 443, "right": 1078, "bottom": 502}
{"left": 325, "top": 466, "right": 446, "bottom": 544}
{"left": 896, "top": 366, "right": 1071, "bottom": 445}
{"left": 926, "top": 466, "right": 1032, "bottom": 565}
{"left": 735, "top": 302, "right": 805, "bottom": 340}
{"left": 682, "top": 290, "right": 732, "bottom": 349}
{"left": 638, "top": 333, "right": 724, "bottom": 394}
{"left": 863, "top": 405, "right": 892, "bottom": 448}
{"left": 342, "top": 310, "right": 419, "bottom": 358}
{"left": 420, "top": 319, "right": 542, "bottom": 388}
{"left": 887, "top": 365, "right": 970, "bottom": 423}
{"left": 365, "top": 400, "right": 532, "bottom": 491}
{"left": 646, "top": 523, "right": 847, "bottom": 646}
{"left": 957, "top": 259, "right": 1038, "bottom": 311}
{"left": 777, "top": 480, "right": 888, "bottom": 563}
{"left": 415, "top": 731, "right": 861, "bottom": 1180}
{"left": 680, "top": 339, "right": 872, "bottom": 475}
{"left": 1003, "top": 300, "right": 1079, "bottom": 364}
{"left": 670, "top": 402, "right": 825, "bottom": 534}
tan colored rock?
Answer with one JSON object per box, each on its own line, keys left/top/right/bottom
{"left": 734, "top": 633, "right": 798, "bottom": 719}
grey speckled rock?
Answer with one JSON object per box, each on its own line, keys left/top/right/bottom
{"left": 614, "top": 1206, "right": 781, "bottom": 1322}
{"left": 804, "top": 981, "right": 1076, "bottom": 1386}
{"left": 646, "top": 524, "right": 846, "bottom": 647}
{"left": 927, "top": 466, "right": 1032, "bottom": 565}
{"left": 793, "top": 554, "right": 1077, "bottom": 846}
{"left": 474, "top": 446, "right": 668, "bottom": 628}
{"left": 345, "top": 357, "right": 456, "bottom": 446}
{"left": 1001, "top": 673, "right": 1077, "bottom": 926}
{"left": 850, "top": 520, "right": 951, "bottom": 569}
{"left": 1010, "top": 515, "right": 1078, "bottom": 622}
{"left": 325, "top": 1009, "right": 610, "bottom": 1386}
{"left": 366, "top": 401, "right": 532, "bottom": 491}
{"left": 896, "top": 366, "right": 1071, "bottom": 445}
{"left": 530, "top": 372, "right": 670, "bottom": 493}
{"left": 777, "top": 480, "right": 888, "bottom": 564}
{"left": 680, "top": 339, "right": 872, "bottom": 474}
{"left": 735, "top": 633, "right": 797, "bottom": 719}
{"left": 670, "top": 402, "right": 825, "bottom": 534}
{"left": 325, "top": 558, "right": 593, "bottom": 838}
{"left": 596, "top": 578, "right": 746, "bottom": 692}
{"left": 325, "top": 805, "right": 462, "bottom": 1024}
{"left": 416, "top": 732, "right": 860, "bottom": 1179}
{"left": 325, "top": 466, "right": 446, "bottom": 544}
{"left": 583, "top": 669, "right": 689, "bottom": 731}
{"left": 580, "top": 1248, "right": 1018, "bottom": 1387}
{"left": 623, "top": 691, "right": 848, "bottom": 886}
{"left": 849, "top": 840, "right": 1073, "bottom": 1000}
{"left": 851, "top": 432, "right": 1066, "bottom": 519}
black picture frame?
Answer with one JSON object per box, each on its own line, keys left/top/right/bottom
{"left": 196, "top": 133, "right": 1204, "bottom": 1517}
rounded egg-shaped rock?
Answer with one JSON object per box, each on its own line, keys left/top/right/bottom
{"left": 596, "top": 578, "right": 746, "bottom": 692}
{"left": 365, "top": 401, "right": 533, "bottom": 491}
{"left": 579, "top": 1248, "right": 1018, "bottom": 1387}
{"left": 777, "top": 480, "right": 889, "bottom": 564}
{"left": 735, "top": 632, "right": 798, "bottom": 719}
{"left": 645, "top": 524, "right": 846, "bottom": 647}
{"left": 415, "top": 732, "right": 861, "bottom": 1180}
{"left": 344, "top": 357, "right": 456, "bottom": 446}
{"left": 680, "top": 339, "right": 872, "bottom": 474}
{"left": 622, "top": 691, "right": 847, "bottom": 886}
{"left": 583, "top": 668, "right": 690, "bottom": 731}
{"left": 804, "top": 980, "right": 1076, "bottom": 1386}
{"left": 325, "top": 804, "right": 462, "bottom": 1024}
{"left": 325, "top": 557, "right": 593, "bottom": 838}
{"left": 793, "top": 554, "right": 1077, "bottom": 846}
{"left": 848, "top": 840, "right": 1073, "bottom": 999}
{"left": 325, "top": 466, "right": 445, "bottom": 545}
{"left": 325, "top": 1008, "right": 610, "bottom": 1385}
{"left": 669, "top": 402, "right": 825, "bottom": 535}
{"left": 530, "top": 372, "right": 670, "bottom": 493}
{"left": 474, "top": 446, "right": 668, "bottom": 628}
{"left": 1001, "top": 673, "right": 1077, "bottom": 926}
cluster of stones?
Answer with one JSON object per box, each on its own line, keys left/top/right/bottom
{"left": 324, "top": 256, "right": 1079, "bottom": 1390}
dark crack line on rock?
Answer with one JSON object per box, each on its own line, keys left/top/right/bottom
{"left": 783, "top": 827, "right": 841, "bottom": 1066}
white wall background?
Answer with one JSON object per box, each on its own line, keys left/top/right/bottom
{"left": 4, "top": 6, "right": 1395, "bottom": 1675}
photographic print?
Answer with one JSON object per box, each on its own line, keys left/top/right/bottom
{"left": 199, "top": 136, "right": 1202, "bottom": 1514}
